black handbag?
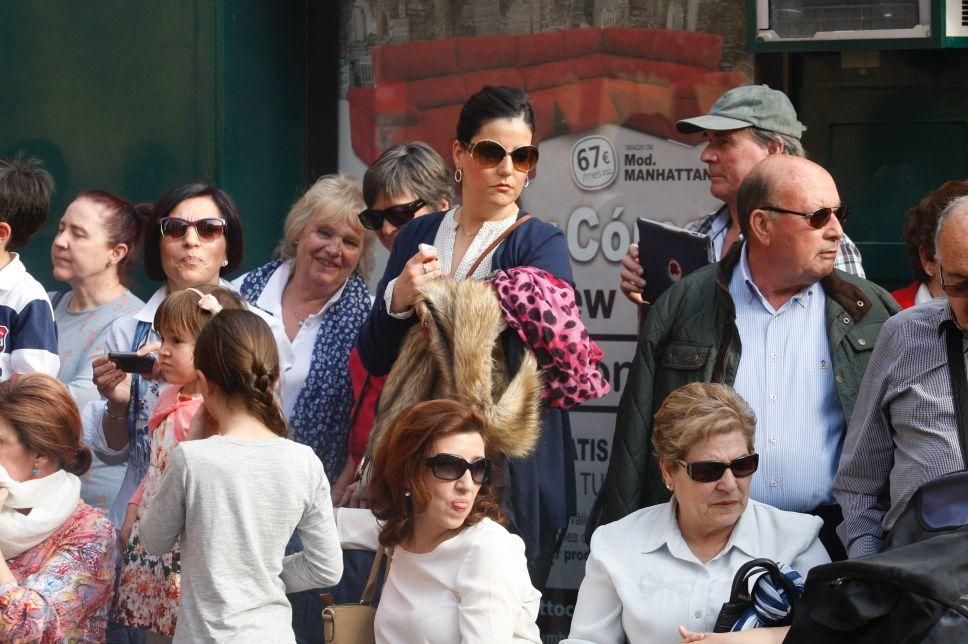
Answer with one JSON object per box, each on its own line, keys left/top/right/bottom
{"left": 713, "top": 558, "right": 801, "bottom": 632}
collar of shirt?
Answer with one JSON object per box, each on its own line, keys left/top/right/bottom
{"left": 256, "top": 259, "right": 347, "bottom": 324}
{"left": 0, "top": 253, "right": 26, "bottom": 291}
{"left": 938, "top": 300, "right": 968, "bottom": 338}
{"left": 732, "top": 243, "right": 815, "bottom": 314}
{"left": 707, "top": 207, "right": 731, "bottom": 242}
{"left": 638, "top": 498, "right": 761, "bottom": 564}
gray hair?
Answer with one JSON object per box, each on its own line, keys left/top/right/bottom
{"left": 749, "top": 127, "right": 806, "bottom": 158}
{"left": 275, "top": 173, "right": 373, "bottom": 280}
{"left": 362, "top": 142, "right": 452, "bottom": 211}
{"left": 934, "top": 194, "right": 968, "bottom": 264}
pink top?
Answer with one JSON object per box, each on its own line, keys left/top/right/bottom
{"left": 0, "top": 502, "right": 117, "bottom": 642}
{"left": 129, "top": 385, "right": 203, "bottom": 507}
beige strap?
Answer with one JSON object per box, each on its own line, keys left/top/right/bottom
{"left": 359, "top": 544, "right": 393, "bottom": 605}
{"left": 465, "top": 213, "right": 533, "bottom": 278}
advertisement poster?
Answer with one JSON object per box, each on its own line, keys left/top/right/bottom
{"left": 338, "top": 1, "right": 750, "bottom": 639}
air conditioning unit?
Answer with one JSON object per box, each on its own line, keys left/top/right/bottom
{"left": 751, "top": 0, "right": 968, "bottom": 50}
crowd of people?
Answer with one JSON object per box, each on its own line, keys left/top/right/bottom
{"left": 0, "top": 80, "right": 963, "bottom": 644}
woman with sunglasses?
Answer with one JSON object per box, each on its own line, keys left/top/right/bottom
{"left": 565, "top": 383, "right": 829, "bottom": 644}
{"left": 338, "top": 399, "right": 541, "bottom": 643}
{"left": 87, "top": 183, "right": 244, "bottom": 537}
{"left": 339, "top": 142, "right": 452, "bottom": 507}
{"left": 358, "top": 85, "right": 575, "bottom": 591}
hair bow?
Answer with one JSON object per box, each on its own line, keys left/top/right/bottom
{"left": 185, "top": 288, "right": 223, "bottom": 314}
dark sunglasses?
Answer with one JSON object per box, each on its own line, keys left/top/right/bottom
{"left": 941, "top": 267, "right": 968, "bottom": 298}
{"left": 463, "top": 139, "right": 539, "bottom": 173}
{"left": 759, "top": 204, "right": 849, "bottom": 229}
{"left": 675, "top": 453, "right": 759, "bottom": 483}
{"left": 358, "top": 199, "right": 427, "bottom": 231}
{"left": 159, "top": 216, "right": 227, "bottom": 240}
{"left": 425, "top": 453, "right": 491, "bottom": 484}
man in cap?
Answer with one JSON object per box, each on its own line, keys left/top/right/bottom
{"left": 600, "top": 155, "right": 897, "bottom": 560}
{"left": 619, "top": 85, "right": 865, "bottom": 305}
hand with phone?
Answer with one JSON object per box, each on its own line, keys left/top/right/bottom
{"left": 92, "top": 342, "right": 161, "bottom": 407}
{"left": 390, "top": 243, "right": 444, "bottom": 314}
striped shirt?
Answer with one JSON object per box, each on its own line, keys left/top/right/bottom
{"left": 834, "top": 298, "right": 967, "bottom": 557}
{"left": 730, "top": 245, "right": 846, "bottom": 512}
{"left": 689, "top": 207, "right": 866, "bottom": 277}
{"left": 0, "top": 253, "right": 59, "bottom": 381}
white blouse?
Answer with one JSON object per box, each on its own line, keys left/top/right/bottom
{"left": 338, "top": 508, "right": 541, "bottom": 644}
{"left": 231, "top": 260, "right": 346, "bottom": 420}
{"left": 564, "top": 499, "right": 830, "bottom": 644}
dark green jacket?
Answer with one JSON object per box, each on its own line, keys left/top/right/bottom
{"left": 599, "top": 245, "right": 900, "bottom": 525}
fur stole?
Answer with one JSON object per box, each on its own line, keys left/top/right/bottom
{"left": 370, "top": 278, "right": 542, "bottom": 461}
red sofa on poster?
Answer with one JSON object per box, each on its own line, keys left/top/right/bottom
{"left": 346, "top": 27, "right": 746, "bottom": 165}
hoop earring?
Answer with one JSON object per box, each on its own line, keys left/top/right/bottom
{"left": 454, "top": 168, "right": 462, "bottom": 183}
{"left": 524, "top": 177, "right": 530, "bottom": 189}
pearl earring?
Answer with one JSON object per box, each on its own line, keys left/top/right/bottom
{"left": 403, "top": 489, "right": 411, "bottom": 498}
{"left": 221, "top": 259, "right": 228, "bottom": 267}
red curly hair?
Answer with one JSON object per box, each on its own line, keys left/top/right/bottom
{"left": 367, "top": 399, "right": 505, "bottom": 547}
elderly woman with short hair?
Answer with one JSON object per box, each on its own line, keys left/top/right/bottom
{"left": 565, "top": 383, "right": 829, "bottom": 644}
{"left": 234, "top": 173, "right": 372, "bottom": 477}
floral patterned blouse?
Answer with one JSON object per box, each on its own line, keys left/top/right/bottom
{"left": 0, "top": 502, "right": 117, "bottom": 643}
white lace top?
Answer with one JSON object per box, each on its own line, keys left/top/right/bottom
{"left": 383, "top": 207, "right": 518, "bottom": 318}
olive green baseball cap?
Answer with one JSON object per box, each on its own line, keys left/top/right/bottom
{"left": 676, "top": 84, "right": 805, "bottom": 140}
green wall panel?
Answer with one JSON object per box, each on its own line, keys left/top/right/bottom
{"left": 0, "top": 0, "right": 311, "bottom": 298}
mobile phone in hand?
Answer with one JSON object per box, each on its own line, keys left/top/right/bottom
{"left": 107, "top": 352, "right": 157, "bottom": 374}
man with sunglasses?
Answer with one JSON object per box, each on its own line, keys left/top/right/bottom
{"left": 836, "top": 196, "right": 968, "bottom": 558}
{"left": 620, "top": 85, "right": 865, "bottom": 306}
{"left": 600, "top": 156, "right": 898, "bottom": 561}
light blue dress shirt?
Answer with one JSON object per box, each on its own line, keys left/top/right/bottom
{"left": 730, "top": 245, "right": 846, "bottom": 511}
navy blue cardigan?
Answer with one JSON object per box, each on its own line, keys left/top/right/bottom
{"left": 357, "top": 210, "right": 577, "bottom": 559}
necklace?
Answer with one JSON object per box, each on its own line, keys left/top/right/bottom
{"left": 456, "top": 208, "right": 481, "bottom": 238}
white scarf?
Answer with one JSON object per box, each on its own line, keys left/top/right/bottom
{"left": 0, "top": 466, "right": 80, "bottom": 558}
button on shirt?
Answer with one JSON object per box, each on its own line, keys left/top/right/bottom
{"left": 835, "top": 298, "right": 968, "bottom": 557}
{"left": 730, "top": 245, "right": 846, "bottom": 511}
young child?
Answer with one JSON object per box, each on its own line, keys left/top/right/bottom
{"left": 139, "top": 309, "right": 343, "bottom": 642}
{"left": 0, "top": 154, "right": 58, "bottom": 381}
{"left": 114, "top": 285, "right": 244, "bottom": 638}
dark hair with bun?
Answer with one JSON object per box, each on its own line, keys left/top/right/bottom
{"left": 74, "top": 190, "right": 150, "bottom": 281}
{"left": 0, "top": 374, "right": 92, "bottom": 476}
{"left": 193, "top": 309, "right": 288, "bottom": 437}
{"left": 456, "top": 85, "right": 535, "bottom": 145}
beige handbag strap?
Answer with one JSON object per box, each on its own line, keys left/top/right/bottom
{"left": 465, "top": 213, "right": 533, "bottom": 277}
{"left": 360, "top": 543, "right": 393, "bottom": 606}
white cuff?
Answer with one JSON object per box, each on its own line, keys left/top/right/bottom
{"left": 383, "top": 277, "right": 414, "bottom": 320}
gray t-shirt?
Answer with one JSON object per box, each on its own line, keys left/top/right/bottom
{"left": 140, "top": 435, "right": 342, "bottom": 643}
{"left": 51, "top": 289, "right": 144, "bottom": 511}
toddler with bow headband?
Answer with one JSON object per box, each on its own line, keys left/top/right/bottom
{"left": 114, "top": 285, "right": 244, "bottom": 637}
